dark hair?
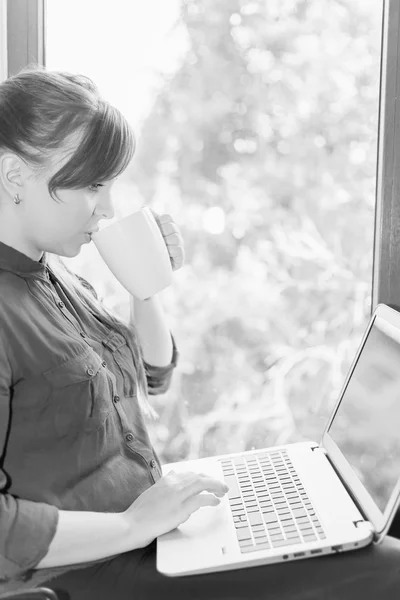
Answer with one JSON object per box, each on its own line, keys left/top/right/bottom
{"left": 0, "top": 65, "right": 135, "bottom": 199}
{"left": 0, "top": 66, "right": 156, "bottom": 417}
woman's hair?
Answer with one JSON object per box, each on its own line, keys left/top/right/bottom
{"left": 0, "top": 65, "right": 156, "bottom": 418}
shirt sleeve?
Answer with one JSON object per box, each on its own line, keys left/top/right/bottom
{"left": 0, "top": 337, "right": 59, "bottom": 583}
{"left": 76, "top": 273, "right": 179, "bottom": 395}
{"left": 144, "top": 334, "right": 179, "bottom": 395}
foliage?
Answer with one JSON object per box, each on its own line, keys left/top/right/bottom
{"left": 69, "top": 0, "right": 381, "bottom": 462}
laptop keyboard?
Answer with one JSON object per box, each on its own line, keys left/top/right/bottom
{"left": 220, "top": 449, "right": 326, "bottom": 554}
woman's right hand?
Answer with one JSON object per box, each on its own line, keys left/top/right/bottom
{"left": 122, "top": 470, "right": 229, "bottom": 547}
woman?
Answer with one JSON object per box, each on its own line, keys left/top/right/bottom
{"left": 0, "top": 67, "right": 400, "bottom": 600}
{"left": 0, "top": 66, "right": 227, "bottom": 589}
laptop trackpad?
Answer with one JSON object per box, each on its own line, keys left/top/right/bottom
{"left": 179, "top": 496, "right": 227, "bottom": 535}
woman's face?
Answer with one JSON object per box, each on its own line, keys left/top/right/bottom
{"left": 19, "top": 149, "right": 117, "bottom": 259}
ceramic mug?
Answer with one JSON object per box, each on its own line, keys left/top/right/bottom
{"left": 92, "top": 207, "right": 173, "bottom": 300}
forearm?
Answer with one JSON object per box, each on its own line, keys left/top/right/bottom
{"left": 36, "top": 509, "right": 133, "bottom": 569}
{"left": 131, "top": 295, "right": 173, "bottom": 366}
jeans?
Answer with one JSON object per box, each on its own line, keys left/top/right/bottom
{"left": 42, "top": 534, "right": 400, "bottom": 600}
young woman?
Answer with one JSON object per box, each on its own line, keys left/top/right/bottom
{"left": 0, "top": 67, "right": 227, "bottom": 590}
{"left": 0, "top": 68, "right": 400, "bottom": 600}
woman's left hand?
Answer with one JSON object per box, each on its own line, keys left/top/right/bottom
{"left": 153, "top": 212, "right": 185, "bottom": 272}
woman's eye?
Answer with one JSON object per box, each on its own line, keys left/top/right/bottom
{"left": 88, "top": 183, "right": 104, "bottom": 192}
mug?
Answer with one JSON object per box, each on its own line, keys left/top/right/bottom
{"left": 92, "top": 207, "right": 173, "bottom": 300}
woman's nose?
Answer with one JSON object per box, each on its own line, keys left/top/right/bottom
{"left": 95, "top": 198, "right": 114, "bottom": 220}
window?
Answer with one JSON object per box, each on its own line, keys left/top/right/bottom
{"left": 16, "top": 0, "right": 387, "bottom": 461}
{"left": 0, "top": 0, "right": 7, "bottom": 81}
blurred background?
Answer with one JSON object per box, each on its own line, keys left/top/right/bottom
{"left": 46, "top": 0, "right": 383, "bottom": 463}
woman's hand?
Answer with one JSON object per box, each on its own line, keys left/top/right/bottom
{"left": 122, "top": 471, "right": 229, "bottom": 547}
{"left": 151, "top": 210, "right": 185, "bottom": 271}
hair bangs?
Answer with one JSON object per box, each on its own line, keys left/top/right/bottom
{"left": 48, "top": 102, "right": 135, "bottom": 198}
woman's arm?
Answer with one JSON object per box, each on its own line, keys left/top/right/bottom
{"left": 131, "top": 295, "right": 173, "bottom": 367}
{"left": 129, "top": 210, "right": 184, "bottom": 368}
{"left": 0, "top": 335, "right": 60, "bottom": 580}
{"left": 38, "top": 470, "right": 229, "bottom": 570}
{"left": 36, "top": 510, "right": 132, "bottom": 569}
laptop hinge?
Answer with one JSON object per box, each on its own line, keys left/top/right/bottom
{"left": 353, "top": 519, "right": 366, "bottom": 528}
{"left": 310, "top": 444, "right": 327, "bottom": 454}
{"left": 311, "top": 446, "right": 371, "bottom": 527}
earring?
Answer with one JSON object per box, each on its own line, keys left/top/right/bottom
{"left": 13, "top": 193, "right": 21, "bottom": 204}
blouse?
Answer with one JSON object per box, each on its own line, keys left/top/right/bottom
{"left": 0, "top": 241, "right": 178, "bottom": 590}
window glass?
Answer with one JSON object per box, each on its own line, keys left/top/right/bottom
{"left": 46, "top": 0, "right": 383, "bottom": 462}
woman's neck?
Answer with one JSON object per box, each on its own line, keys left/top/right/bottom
{"left": 0, "top": 223, "right": 42, "bottom": 261}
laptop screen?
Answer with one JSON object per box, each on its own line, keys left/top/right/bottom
{"left": 327, "top": 316, "right": 400, "bottom": 513}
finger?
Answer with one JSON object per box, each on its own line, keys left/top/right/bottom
{"left": 167, "top": 244, "right": 185, "bottom": 258}
{"left": 164, "top": 470, "right": 199, "bottom": 489}
{"left": 185, "top": 493, "right": 221, "bottom": 515}
{"left": 157, "top": 213, "right": 173, "bottom": 225}
{"left": 164, "top": 232, "right": 183, "bottom": 246}
{"left": 168, "top": 246, "right": 184, "bottom": 259}
{"left": 184, "top": 475, "right": 229, "bottom": 499}
{"left": 168, "top": 247, "right": 185, "bottom": 269}
{"left": 165, "top": 471, "right": 215, "bottom": 497}
{"left": 159, "top": 221, "right": 180, "bottom": 237}
{"left": 162, "top": 470, "right": 199, "bottom": 490}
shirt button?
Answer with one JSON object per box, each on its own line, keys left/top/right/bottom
{"left": 80, "top": 331, "right": 86, "bottom": 338}
{"left": 113, "top": 395, "right": 120, "bottom": 403}
{"left": 150, "top": 459, "right": 157, "bottom": 468}
{"left": 58, "top": 301, "right": 65, "bottom": 309}
{"left": 102, "top": 361, "right": 107, "bottom": 368}
{"left": 125, "top": 433, "right": 134, "bottom": 442}
{"left": 86, "top": 368, "right": 95, "bottom": 376}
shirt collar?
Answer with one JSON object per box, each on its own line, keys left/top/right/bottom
{"left": 0, "top": 241, "right": 48, "bottom": 278}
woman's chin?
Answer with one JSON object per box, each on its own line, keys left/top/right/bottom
{"left": 46, "top": 234, "right": 88, "bottom": 258}
{"left": 55, "top": 243, "right": 83, "bottom": 258}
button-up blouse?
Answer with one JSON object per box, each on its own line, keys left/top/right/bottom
{"left": 0, "top": 241, "right": 178, "bottom": 590}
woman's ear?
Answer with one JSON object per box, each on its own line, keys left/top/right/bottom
{"left": 0, "top": 154, "right": 24, "bottom": 199}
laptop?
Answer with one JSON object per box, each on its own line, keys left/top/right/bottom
{"left": 157, "top": 303, "right": 400, "bottom": 576}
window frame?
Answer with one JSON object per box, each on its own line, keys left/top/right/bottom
{"left": 4, "top": 0, "right": 398, "bottom": 313}
{"left": 6, "top": 0, "right": 45, "bottom": 78}
{"left": 0, "top": 0, "right": 7, "bottom": 82}
{"left": 372, "top": 0, "right": 400, "bottom": 312}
